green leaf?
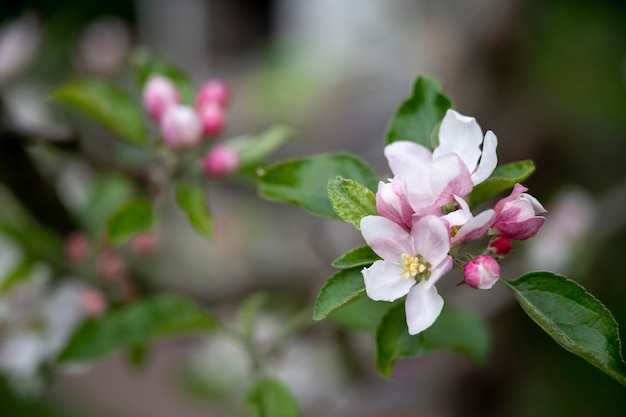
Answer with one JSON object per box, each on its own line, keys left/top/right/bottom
{"left": 376, "top": 304, "right": 490, "bottom": 377}
{"left": 327, "top": 177, "right": 377, "bottom": 229}
{"left": 385, "top": 76, "right": 452, "bottom": 149}
{"left": 246, "top": 376, "right": 300, "bottom": 417}
{"left": 328, "top": 297, "right": 397, "bottom": 332}
{"left": 80, "top": 174, "right": 135, "bottom": 235}
{"left": 58, "top": 295, "right": 219, "bottom": 362}
{"left": 107, "top": 199, "right": 155, "bottom": 245}
{"left": 502, "top": 272, "right": 626, "bottom": 385}
{"left": 175, "top": 183, "right": 212, "bottom": 239}
{"left": 0, "top": 260, "right": 35, "bottom": 293}
{"left": 236, "top": 293, "right": 268, "bottom": 339}
{"left": 313, "top": 267, "right": 366, "bottom": 321}
{"left": 258, "top": 153, "right": 378, "bottom": 219}
{"left": 331, "top": 245, "right": 380, "bottom": 269}
{"left": 134, "top": 53, "right": 196, "bottom": 104}
{"left": 466, "top": 160, "right": 536, "bottom": 207}
{"left": 52, "top": 80, "right": 148, "bottom": 145}
{"left": 233, "top": 125, "right": 296, "bottom": 168}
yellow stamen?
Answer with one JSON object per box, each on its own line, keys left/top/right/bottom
{"left": 450, "top": 225, "right": 462, "bottom": 238}
{"left": 401, "top": 253, "right": 426, "bottom": 279}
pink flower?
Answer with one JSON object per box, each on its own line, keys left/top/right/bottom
{"left": 196, "top": 79, "right": 229, "bottom": 108}
{"left": 129, "top": 233, "right": 160, "bottom": 256}
{"left": 492, "top": 184, "right": 546, "bottom": 240}
{"left": 142, "top": 75, "right": 181, "bottom": 121}
{"left": 159, "top": 105, "right": 202, "bottom": 150}
{"left": 443, "top": 195, "right": 495, "bottom": 246}
{"left": 202, "top": 146, "right": 240, "bottom": 177}
{"left": 80, "top": 288, "right": 107, "bottom": 316}
{"left": 198, "top": 102, "right": 226, "bottom": 137}
{"left": 360, "top": 215, "right": 453, "bottom": 334}
{"left": 463, "top": 255, "right": 500, "bottom": 290}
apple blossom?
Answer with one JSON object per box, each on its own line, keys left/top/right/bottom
{"left": 196, "top": 79, "right": 229, "bottom": 108}
{"left": 489, "top": 236, "right": 512, "bottom": 256}
{"left": 198, "top": 102, "right": 226, "bottom": 137}
{"left": 142, "top": 75, "right": 181, "bottom": 121}
{"left": 360, "top": 215, "right": 452, "bottom": 334}
{"left": 463, "top": 255, "right": 500, "bottom": 290}
{"left": 202, "top": 145, "right": 240, "bottom": 177}
{"left": 375, "top": 177, "right": 413, "bottom": 230}
{"left": 492, "top": 184, "right": 546, "bottom": 240}
{"left": 159, "top": 104, "right": 203, "bottom": 150}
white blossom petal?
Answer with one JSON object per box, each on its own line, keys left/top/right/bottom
{"left": 423, "top": 256, "right": 453, "bottom": 290}
{"left": 411, "top": 216, "right": 450, "bottom": 267}
{"left": 360, "top": 216, "right": 413, "bottom": 260}
{"left": 362, "top": 261, "right": 415, "bottom": 301}
{"left": 452, "top": 209, "right": 496, "bottom": 245}
{"left": 405, "top": 282, "right": 444, "bottom": 335}
{"left": 435, "top": 110, "right": 483, "bottom": 172}
{"left": 384, "top": 141, "right": 432, "bottom": 177}
{"left": 429, "top": 154, "right": 473, "bottom": 205}
{"left": 471, "top": 130, "right": 498, "bottom": 185}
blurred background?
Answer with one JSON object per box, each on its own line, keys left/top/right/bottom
{"left": 1, "top": 0, "right": 626, "bottom": 416}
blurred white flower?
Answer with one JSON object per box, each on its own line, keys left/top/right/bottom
{"left": 0, "top": 12, "right": 40, "bottom": 85}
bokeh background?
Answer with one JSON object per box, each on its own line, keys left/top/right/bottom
{"left": 1, "top": 0, "right": 626, "bottom": 416}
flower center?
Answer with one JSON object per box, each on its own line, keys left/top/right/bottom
{"left": 401, "top": 253, "right": 429, "bottom": 280}
{"left": 450, "top": 225, "right": 462, "bottom": 238}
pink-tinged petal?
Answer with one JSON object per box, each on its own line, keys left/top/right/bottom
{"left": 360, "top": 216, "right": 413, "bottom": 259}
{"left": 362, "top": 261, "right": 414, "bottom": 301}
{"left": 494, "top": 217, "right": 545, "bottom": 240}
{"left": 376, "top": 181, "right": 405, "bottom": 227}
{"left": 520, "top": 193, "right": 547, "bottom": 214}
{"left": 471, "top": 130, "right": 498, "bottom": 185}
{"left": 494, "top": 184, "right": 528, "bottom": 213}
{"left": 411, "top": 215, "right": 450, "bottom": 266}
{"left": 405, "top": 282, "right": 444, "bottom": 335}
{"left": 435, "top": 110, "right": 483, "bottom": 173}
{"left": 384, "top": 141, "right": 432, "bottom": 177}
{"left": 391, "top": 176, "right": 414, "bottom": 226}
{"left": 452, "top": 209, "right": 495, "bottom": 245}
{"left": 423, "top": 255, "right": 453, "bottom": 290}
{"left": 430, "top": 154, "right": 473, "bottom": 205}
{"left": 498, "top": 200, "right": 536, "bottom": 223}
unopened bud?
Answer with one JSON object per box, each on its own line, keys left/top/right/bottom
{"left": 198, "top": 102, "right": 226, "bottom": 137}
{"left": 202, "top": 145, "right": 240, "bottom": 177}
{"left": 489, "top": 236, "right": 512, "bottom": 256}
{"left": 142, "top": 75, "right": 181, "bottom": 120}
{"left": 463, "top": 255, "right": 500, "bottom": 290}
{"left": 65, "top": 232, "right": 90, "bottom": 264}
{"left": 80, "top": 288, "right": 107, "bottom": 316}
{"left": 159, "top": 105, "right": 202, "bottom": 150}
{"left": 196, "top": 79, "right": 229, "bottom": 108}
{"left": 129, "top": 232, "right": 160, "bottom": 256}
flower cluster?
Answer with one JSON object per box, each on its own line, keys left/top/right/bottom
{"left": 361, "top": 110, "right": 546, "bottom": 334}
{"left": 142, "top": 75, "right": 240, "bottom": 177}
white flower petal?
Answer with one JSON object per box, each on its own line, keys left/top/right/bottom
{"left": 423, "top": 256, "right": 453, "bottom": 290}
{"left": 429, "top": 154, "right": 473, "bottom": 204}
{"left": 471, "top": 130, "right": 498, "bottom": 185}
{"left": 363, "top": 261, "right": 414, "bottom": 301}
{"left": 452, "top": 209, "right": 496, "bottom": 245}
{"left": 411, "top": 216, "right": 450, "bottom": 267}
{"left": 360, "top": 216, "right": 413, "bottom": 259}
{"left": 405, "top": 282, "right": 444, "bottom": 335}
{"left": 435, "top": 110, "right": 483, "bottom": 173}
{"left": 384, "top": 141, "right": 432, "bottom": 177}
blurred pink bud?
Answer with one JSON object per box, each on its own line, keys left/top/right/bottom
{"left": 80, "top": 288, "right": 107, "bottom": 316}
{"left": 198, "top": 102, "right": 226, "bottom": 137}
{"left": 142, "top": 75, "right": 181, "bottom": 120}
{"left": 196, "top": 79, "right": 229, "bottom": 108}
{"left": 65, "top": 232, "right": 90, "bottom": 264}
{"left": 159, "top": 105, "right": 202, "bottom": 150}
{"left": 129, "top": 233, "right": 160, "bottom": 256}
{"left": 202, "top": 145, "right": 240, "bottom": 177}
{"left": 463, "top": 255, "right": 500, "bottom": 290}
{"left": 489, "top": 236, "right": 512, "bottom": 256}
{"left": 492, "top": 184, "right": 546, "bottom": 240}
{"left": 98, "top": 247, "right": 127, "bottom": 281}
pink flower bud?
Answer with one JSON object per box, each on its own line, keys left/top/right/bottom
{"left": 129, "top": 232, "right": 160, "bottom": 256}
{"left": 202, "top": 145, "right": 240, "bottom": 177}
{"left": 65, "top": 232, "right": 90, "bottom": 264}
{"left": 98, "top": 246, "right": 127, "bottom": 281}
{"left": 159, "top": 105, "right": 202, "bottom": 150}
{"left": 492, "top": 184, "right": 546, "bottom": 240}
{"left": 80, "top": 288, "right": 107, "bottom": 316}
{"left": 196, "top": 79, "right": 229, "bottom": 108}
{"left": 142, "top": 75, "right": 181, "bottom": 121}
{"left": 198, "top": 102, "right": 226, "bottom": 137}
{"left": 463, "top": 255, "right": 500, "bottom": 290}
{"left": 489, "top": 236, "right": 512, "bottom": 255}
